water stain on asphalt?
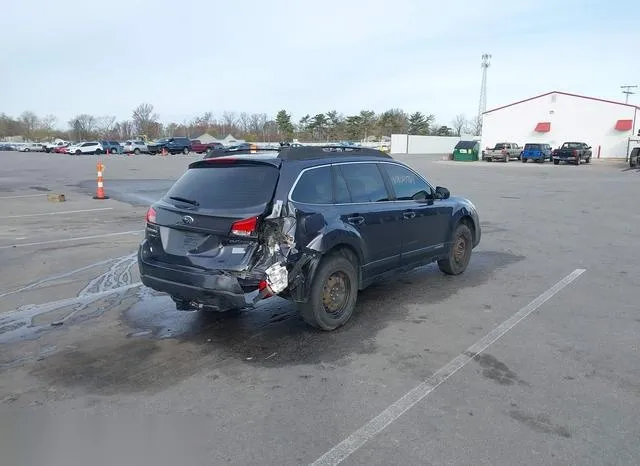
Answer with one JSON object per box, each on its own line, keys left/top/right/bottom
{"left": 509, "top": 410, "right": 572, "bottom": 438}
{"left": 467, "top": 353, "right": 526, "bottom": 386}
{"left": 12, "top": 250, "right": 524, "bottom": 396}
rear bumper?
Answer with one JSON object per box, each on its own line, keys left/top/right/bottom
{"left": 138, "top": 240, "right": 261, "bottom": 309}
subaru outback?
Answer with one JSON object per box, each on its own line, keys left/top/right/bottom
{"left": 138, "top": 146, "right": 481, "bottom": 330}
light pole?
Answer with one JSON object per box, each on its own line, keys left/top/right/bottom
{"left": 621, "top": 85, "right": 638, "bottom": 104}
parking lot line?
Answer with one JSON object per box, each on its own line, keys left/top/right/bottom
{"left": 0, "top": 230, "right": 144, "bottom": 249}
{"left": 2, "top": 207, "right": 113, "bottom": 219}
{"left": 310, "top": 268, "right": 586, "bottom": 466}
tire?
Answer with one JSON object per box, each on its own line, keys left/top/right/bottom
{"left": 298, "top": 253, "right": 358, "bottom": 331}
{"left": 95, "top": 149, "right": 102, "bottom": 155}
{"left": 585, "top": 157, "right": 591, "bottom": 164}
{"left": 553, "top": 160, "right": 559, "bottom": 165}
{"left": 521, "top": 157, "right": 526, "bottom": 163}
{"left": 486, "top": 157, "right": 492, "bottom": 162}
{"left": 183, "top": 147, "right": 189, "bottom": 155}
{"left": 438, "top": 223, "right": 473, "bottom": 276}
{"left": 575, "top": 157, "right": 580, "bottom": 165}
{"left": 134, "top": 148, "right": 141, "bottom": 155}
{"left": 75, "top": 150, "right": 82, "bottom": 155}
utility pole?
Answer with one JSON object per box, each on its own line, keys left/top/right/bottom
{"left": 477, "top": 54, "right": 491, "bottom": 135}
{"left": 621, "top": 85, "right": 638, "bottom": 104}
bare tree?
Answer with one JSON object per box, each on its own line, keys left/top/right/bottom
{"left": 68, "top": 114, "right": 97, "bottom": 140}
{"left": 238, "top": 112, "right": 250, "bottom": 133}
{"left": 96, "top": 116, "right": 116, "bottom": 138}
{"left": 132, "top": 103, "right": 159, "bottom": 136}
{"left": 20, "top": 111, "right": 39, "bottom": 140}
{"left": 221, "top": 111, "right": 237, "bottom": 135}
{"left": 471, "top": 115, "right": 483, "bottom": 136}
{"left": 451, "top": 114, "right": 468, "bottom": 136}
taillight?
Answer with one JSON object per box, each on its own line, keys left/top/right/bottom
{"left": 146, "top": 206, "right": 157, "bottom": 224}
{"left": 231, "top": 216, "right": 257, "bottom": 236}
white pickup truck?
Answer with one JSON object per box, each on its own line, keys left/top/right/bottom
{"left": 482, "top": 142, "right": 522, "bottom": 162}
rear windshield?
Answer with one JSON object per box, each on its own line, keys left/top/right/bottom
{"left": 163, "top": 164, "right": 279, "bottom": 210}
{"left": 524, "top": 144, "right": 541, "bottom": 150}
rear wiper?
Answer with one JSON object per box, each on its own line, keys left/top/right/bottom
{"left": 169, "top": 196, "right": 199, "bottom": 206}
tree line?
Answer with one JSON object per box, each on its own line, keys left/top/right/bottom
{"left": 0, "top": 104, "right": 481, "bottom": 142}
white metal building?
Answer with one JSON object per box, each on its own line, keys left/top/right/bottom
{"left": 482, "top": 91, "right": 640, "bottom": 158}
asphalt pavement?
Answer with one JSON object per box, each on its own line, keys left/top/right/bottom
{"left": 1, "top": 151, "right": 639, "bottom": 466}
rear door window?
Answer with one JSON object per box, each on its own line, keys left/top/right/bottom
{"left": 164, "top": 164, "right": 279, "bottom": 210}
{"left": 291, "top": 166, "right": 333, "bottom": 204}
{"left": 337, "top": 163, "right": 390, "bottom": 203}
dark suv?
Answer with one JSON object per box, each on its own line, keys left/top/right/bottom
{"left": 138, "top": 146, "right": 481, "bottom": 330}
{"left": 147, "top": 137, "right": 192, "bottom": 155}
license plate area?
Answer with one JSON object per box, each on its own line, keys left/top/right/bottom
{"left": 160, "top": 227, "right": 212, "bottom": 256}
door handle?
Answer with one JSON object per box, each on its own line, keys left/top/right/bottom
{"left": 347, "top": 215, "right": 365, "bottom": 226}
{"left": 403, "top": 211, "right": 416, "bottom": 219}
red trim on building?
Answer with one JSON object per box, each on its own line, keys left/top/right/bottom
{"left": 614, "top": 119, "right": 633, "bottom": 131}
{"left": 484, "top": 91, "right": 640, "bottom": 115}
{"left": 534, "top": 122, "right": 551, "bottom": 132}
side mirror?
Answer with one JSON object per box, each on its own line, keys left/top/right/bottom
{"left": 435, "top": 186, "right": 450, "bottom": 200}
{"left": 586, "top": 146, "right": 591, "bottom": 150}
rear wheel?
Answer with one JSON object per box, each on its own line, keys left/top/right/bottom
{"left": 299, "top": 254, "right": 358, "bottom": 331}
{"left": 183, "top": 147, "right": 189, "bottom": 155}
{"left": 585, "top": 156, "right": 591, "bottom": 164}
{"left": 95, "top": 149, "right": 102, "bottom": 155}
{"left": 521, "top": 157, "right": 526, "bottom": 163}
{"left": 438, "top": 223, "right": 473, "bottom": 275}
{"left": 553, "top": 159, "right": 559, "bottom": 165}
{"left": 134, "top": 148, "right": 141, "bottom": 155}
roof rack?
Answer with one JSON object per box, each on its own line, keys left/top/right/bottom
{"left": 203, "top": 145, "right": 392, "bottom": 160}
{"left": 277, "top": 145, "right": 392, "bottom": 160}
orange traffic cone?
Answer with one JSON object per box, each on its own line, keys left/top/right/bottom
{"left": 93, "top": 160, "right": 109, "bottom": 200}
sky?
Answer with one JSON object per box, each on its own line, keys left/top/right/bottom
{"left": 1, "top": 0, "right": 639, "bottom": 129}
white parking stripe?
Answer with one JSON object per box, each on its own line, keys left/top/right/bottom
{"left": 0, "top": 230, "right": 144, "bottom": 249}
{"left": 310, "top": 268, "right": 587, "bottom": 466}
{"left": 2, "top": 207, "right": 113, "bottom": 219}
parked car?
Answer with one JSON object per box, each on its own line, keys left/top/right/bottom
{"left": 628, "top": 147, "right": 639, "bottom": 168}
{"left": 18, "top": 143, "right": 45, "bottom": 152}
{"left": 68, "top": 141, "right": 104, "bottom": 155}
{"left": 44, "top": 140, "right": 70, "bottom": 153}
{"left": 99, "top": 140, "right": 123, "bottom": 154}
{"left": 55, "top": 143, "right": 72, "bottom": 154}
{"left": 521, "top": 143, "right": 552, "bottom": 163}
{"left": 190, "top": 140, "right": 225, "bottom": 154}
{"left": 0, "top": 143, "right": 16, "bottom": 151}
{"left": 482, "top": 142, "right": 522, "bottom": 162}
{"left": 147, "top": 137, "right": 192, "bottom": 155}
{"left": 138, "top": 145, "right": 481, "bottom": 331}
{"left": 122, "top": 140, "right": 148, "bottom": 155}
{"left": 552, "top": 142, "right": 592, "bottom": 165}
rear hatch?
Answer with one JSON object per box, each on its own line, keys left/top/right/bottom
{"left": 145, "top": 159, "right": 280, "bottom": 273}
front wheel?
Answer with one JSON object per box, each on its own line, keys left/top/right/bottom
{"left": 553, "top": 159, "right": 559, "bottom": 165}
{"left": 585, "top": 157, "right": 591, "bottom": 164}
{"left": 95, "top": 149, "right": 102, "bottom": 155}
{"left": 134, "top": 148, "right": 141, "bottom": 155}
{"left": 183, "top": 147, "right": 189, "bottom": 155}
{"left": 299, "top": 254, "right": 358, "bottom": 331}
{"left": 438, "top": 223, "right": 473, "bottom": 275}
{"left": 521, "top": 157, "right": 527, "bottom": 163}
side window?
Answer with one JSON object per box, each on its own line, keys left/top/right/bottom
{"left": 383, "top": 164, "right": 432, "bottom": 201}
{"left": 333, "top": 166, "right": 351, "bottom": 203}
{"left": 291, "top": 166, "right": 333, "bottom": 204}
{"left": 338, "top": 163, "right": 389, "bottom": 203}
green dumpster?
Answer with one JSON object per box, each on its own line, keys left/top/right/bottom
{"left": 452, "top": 140, "right": 479, "bottom": 161}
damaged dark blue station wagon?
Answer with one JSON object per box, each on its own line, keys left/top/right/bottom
{"left": 138, "top": 146, "right": 481, "bottom": 330}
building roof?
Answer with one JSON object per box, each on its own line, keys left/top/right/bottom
{"left": 483, "top": 91, "right": 640, "bottom": 115}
